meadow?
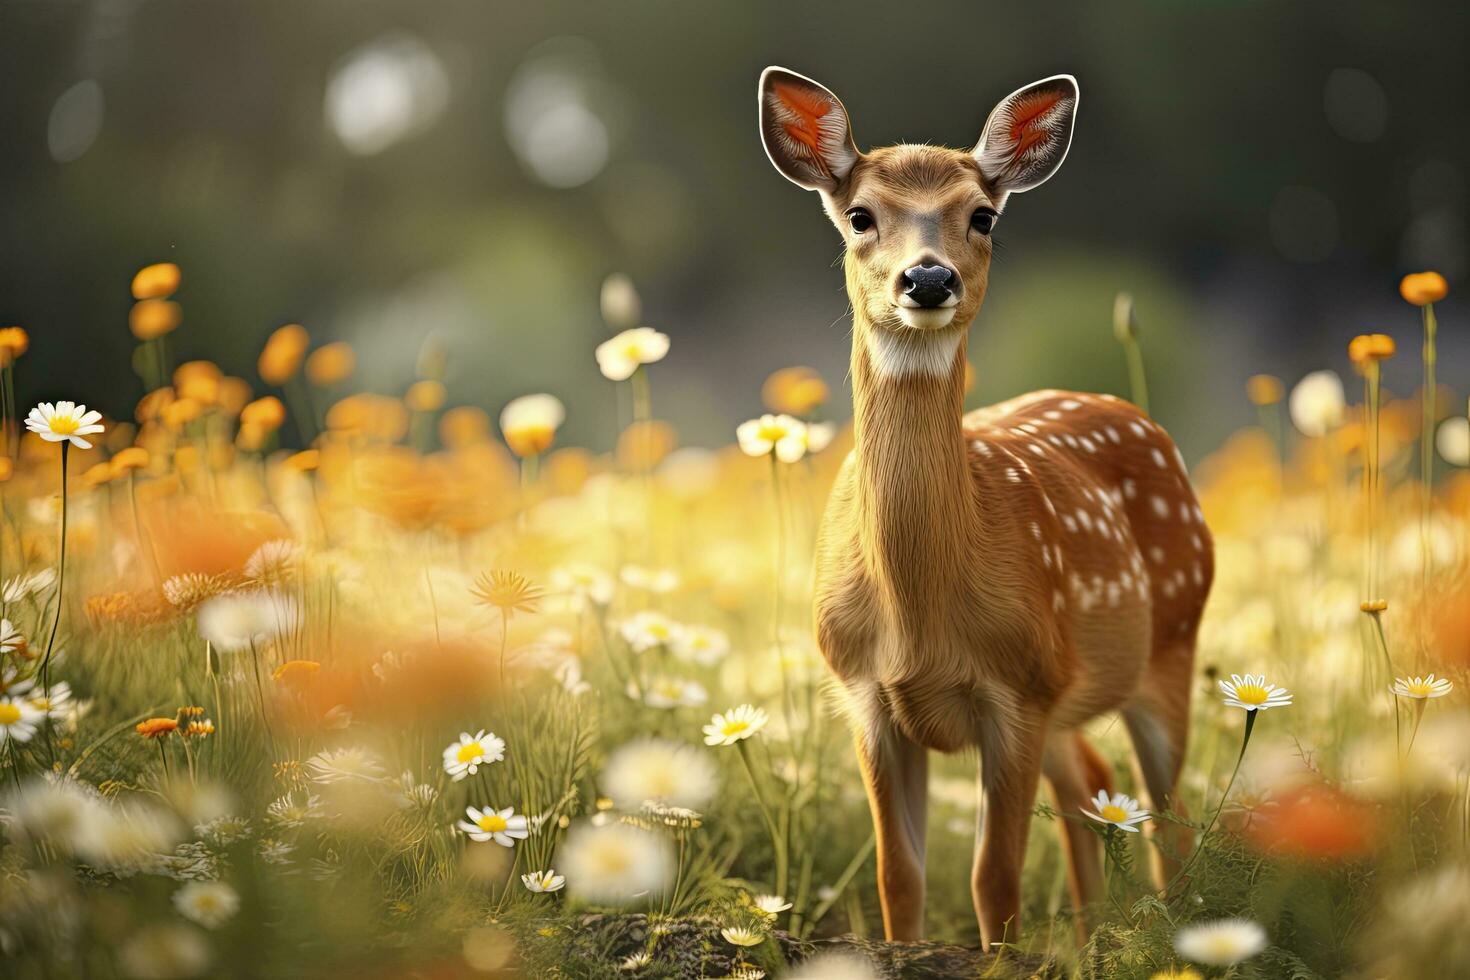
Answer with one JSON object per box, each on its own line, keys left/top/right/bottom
{"left": 0, "top": 265, "right": 1466, "bottom": 979}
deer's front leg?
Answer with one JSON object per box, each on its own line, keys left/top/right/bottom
{"left": 853, "top": 724, "right": 928, "bottom": 941}
{"left": 973, "top": 714, "right": 1046, "bottom": 948}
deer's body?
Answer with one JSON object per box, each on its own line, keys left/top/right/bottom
{"left": 759, "top": 71, "right": 1212, "bottom": 945}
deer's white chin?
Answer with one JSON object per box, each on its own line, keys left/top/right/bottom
{"left": 894, "top": 307, "right": 956, "bottom": 331}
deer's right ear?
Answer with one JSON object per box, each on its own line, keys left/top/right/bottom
{"left": 758, "top": 67, "right": 859, "bottom": 192}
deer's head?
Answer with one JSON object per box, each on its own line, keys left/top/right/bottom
{"left": 759, "top": 68, "right": 1077, "bottom": 360}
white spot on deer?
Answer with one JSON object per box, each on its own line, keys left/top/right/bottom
{"left": 1122, "top": 479, "right": 1138, "bottom": 500}
{"left": 1048, "top": 435, "right": 1064, "bottom": 448}
{"left": 1044, "top": 410, "right": 1062, "bottom": 421}
{"left": 1062, "top": 514, "right": 1078, "bottom": 533}
{"left": 1080, "top": 437, "right": 1096, "bottom": 452}
{"left": 1076, "top": 510, "right": 1093, "bottom": 532}
{"left": 1191, "top": 534, "right": 1203, "bottom": 551}
{"left": 1151, "top": 495, "right": 1170, "bottom": 519}
{"left": 1179, "top": 502, "right": 1192, "bottom": 522}
{"left": 1192, "top": 563, "right": 1205, "bottom": 585}
{"left": 972, "top": 440, "right": 990, "bottom": 456}
{"left": 1107, "top": 581, "right": 1121, "bottom": 607}
{"left": 1162, "top": 580, "right": 1178, "bottom": 599}
{"left": 1105, "top": 426, "right": 1121, "bottom": 444}
{"left": 1006, "top": 468, "right": 1020, "bottom": 483}
{"left": 1029, "top": 521, "right": 1042, "bottom": 539}
{"left": 1151, "top": 448, "right": 1168, "bottom": 468}
{"left": 1130, "top": 421, "right": 1148, "bottom": 438}
{"left": 1052, "top": 590, "right": 1066, "bottom": 611}
{"left": 1149, "top": 546, "right": 1165, "bottom": 564}
{"left": 1193, "top": 505, "right": 1205, "bottom": 523}
{"left": 1061, "top": 399, "right": 1081, "bottom": 411}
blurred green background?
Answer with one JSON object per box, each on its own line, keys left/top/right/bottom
{"left": 1, "top": 0, "right": 1466, "bottom": 458}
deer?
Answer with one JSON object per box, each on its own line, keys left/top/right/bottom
{"left": 757, "top": 67, "right": 1213, "bottom": 947}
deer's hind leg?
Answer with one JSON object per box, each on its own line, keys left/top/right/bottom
{"left": 973, "top": 709, "right": 1047, "bottom": 948}
{"left": 1042, "top": 730, "right": 1112, "bottom": 940}
{"left": 1122, "top": 635, "right": 1196, "bottom": 887}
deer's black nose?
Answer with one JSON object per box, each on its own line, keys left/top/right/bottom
{"left": 902, "top": 264, "right": 956, "bottom": 309}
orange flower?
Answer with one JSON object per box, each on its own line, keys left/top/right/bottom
{"left": 305, "top": 342, "right": 356, "bottom": 386}
{"left": 439, "top": 406, "right": 491, "bottom": 448}
{"left": 136, "top": 717, "right": 180, "bottom": 739}
{"left": 0, "top": 326, "right": 29, "bottom": 363}
{"left": 405, "top": 380, "right": 447, "bottom": 413}
{"left": 1245, "top": 782, "right": 1378, "bottom": 860}
{"left": 762, "top": 366, "right": 830, "bottom": 416}
{"left": 131, "top": 262, "right": 181, "bottom": 300}
{"left": 259, "top": 324, "right": 310, "bottom": 385}
{"left": 273, "top": 659, "right": 321, "bottom": 684}
{"left": 82, "top": 462, "right": 113, "bottom": 488}
{"left": 174, "top": 361, "right": 222, "bottom": 405}
{"left": 1245, "top": 374, "right": 1284, "bottom": 406}
{"left": 217, "top": 377, "right": 252, "bottom": 417}
{"left": 240, "top": 396, "right": 287, "bottom": 431}
{"left": 1348, "top": 333, "right": 1396, "bottom": 366}
{"left": 111, "top": 446, "right": 150, "bottom": 474}
{"left": 163, "top": 397, "right": 203, "bottom": 431}
{"left": 284, "top": 449, "right": 320, "bottom": 472}
{"left": 183, "top": 719, "right": 215, "bottom": 738}
{"left": 1399, "top": 271, "right": 1448, "bottom": 306}
{"left": 135, "top": 387, "right": 176, "bottom": 423}
{"left": 129, "top": 299, "right": 182, "bottom": 341}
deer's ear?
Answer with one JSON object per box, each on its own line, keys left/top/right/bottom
{"left": 973, "top": 75, "right": 1078, "bottom": 197}
{"left": 759, "top": 67, "right": 859, "bottom": 192}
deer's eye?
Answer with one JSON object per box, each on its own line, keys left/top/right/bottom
{"left": 846, "top": 208, "right": 874, "bottom": 234}
{"left": 970, "top": 208, "right": 996, "bottom": 235}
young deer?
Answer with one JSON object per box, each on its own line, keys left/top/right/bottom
{"left": 757, "top": 68, "right": 1212, "bottom": 946}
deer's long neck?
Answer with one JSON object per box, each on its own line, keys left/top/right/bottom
{"left": 850, "top": 320, "right": 979, "bottom": 629}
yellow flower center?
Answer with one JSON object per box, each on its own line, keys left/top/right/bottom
{"left": 1404, "top": 679, "right": 1436, "bottom": 696}
{"left": 0, "top": 703, "right": 21, "bottom": 724}
{"left": 1100, "top": 804, "right": 1130, "bottom": 822}
{"left": 48, "top": 415, "right": 80, "bottom": 435}
{"left": 31, "top": 698, "right": 51, "bottom": 710}
{"left": 1233, "top": 683, "right": 1269, "bottom": 705}
{"left": 647, "top": 624, "right": 670, "bottom": 639}
{"left": 757, "top": 423, "right": 789, "bottom": 442}
{"left": 476, "top": 813, "right": 509, "bottom": 833}
{"left": 623, "top": 343, "right": 643, "bottom": 360}
{"left": 721, "top": 720, "right": 749, "bottom": 737}
{"left": 456, "top": 742, "right": 484, "bottom": 763}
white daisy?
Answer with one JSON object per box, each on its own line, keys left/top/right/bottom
{"left": 703, "top": 704, "right": 769, "bottom": 746}
{"left": 753, "top": 894, "right": 792, "bottom": 919}
{"left": 3, "top": 569, "right": 55, "bottom": 603}
{"left": 458, "top": 805, "right": 529, "bottom": 847}
{"left": 1173, "top": 917, "right": 1268, "bottom": 966}
{"left": 172, "top": 881, "right": 240, "bottom": 929}
{"left": 195, "top": 591, "right": 301, "bottom": 652}
{"left": 442, "top": 729, "right": 506, "bottom": 781}
{"left": 637, "top": 675, "right": 708, "bottom": 710}
{"left": 736, "top": 414, "right": 808, "bottom": 463}
{"left": 720, "top": 925, "right": 765, "bottom": 948}
{"left": 0, "top": 695, "right": 43, "bottom": 743}
{"left": 602, "top": 738, "right": 717, "bottom": 811}
{"left": 0, "top": 619, "right": 23, "bottom": 654}
{"left": 1390, "top": 674, "right": 1453, "bottom": 700}
{"left": 27, "top": 681, "right": 73, "bottom": 719}
{"left": 619, "top": 611, "right": 683, "bottom": 652}
{"left": 595, "top": 327, "right": 670, "bottom": 381}
{"left": 25, "top": 401, "right": 105, "bottom": 449}
{"left": 521, "top": 868, "right": 566, "bottom": 893}
{"left": 671, "top": 625, "right": 730, "bottom": 665}
{"left": 558, "top": 822, "right": 673, "bottom": 904}
{"left": 1080, "top": 790, "right": 1151, "bottom": 833}
{"left": 1218, "top": 673, "right": 1293, "bottom": 711}
{"left": 305, "top": 746, "right": 387, "bottom": 784}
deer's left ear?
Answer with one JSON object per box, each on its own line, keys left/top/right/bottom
{"left": 973, "top": 75, "right": 1078, "bottom": 198}
{"left": 759, "top": 67, "right": 859, "bottom": 192}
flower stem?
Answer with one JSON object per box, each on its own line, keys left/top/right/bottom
{"left": 1124, "top": 336, "right": 1150, "bottom": 416}
{"left": 737, "top": 739, "right": 788, "bottom": 899}
{"left": 1419, "top": 301, "right": 1438, "bottom": 670}
{"left": 1168, "top": 709, "right": 1256, "bottom": 894}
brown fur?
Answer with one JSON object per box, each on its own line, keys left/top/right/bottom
{"left": 760, "top": 70, "right": 1211, "bottom": 945}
